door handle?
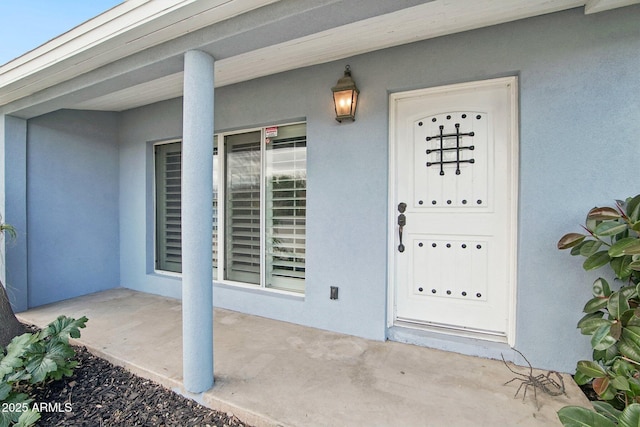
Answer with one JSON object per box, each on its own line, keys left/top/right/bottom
{"left": 397, "top": 202, "right": 407, "bottom": 253}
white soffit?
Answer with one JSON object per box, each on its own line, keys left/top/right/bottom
{"left": 0, "top": 0, "right": 281, "bottom": 106}
{"left": 585, "top": 0, "right": 640, "bottom": 13}
{"left": 77, "top": 0, "right": 587, "bottom": 112}
{"left": 4, "top": 0, "right": 639, "bottom": 113}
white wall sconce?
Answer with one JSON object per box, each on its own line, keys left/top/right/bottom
{"left": 331, "top": 65, "right": 359, "bottom": 122}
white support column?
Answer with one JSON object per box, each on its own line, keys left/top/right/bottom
{"left": 182, "top": 50, "right": 214, "bottom": 393}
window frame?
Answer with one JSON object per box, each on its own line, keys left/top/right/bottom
{"left": 153, "top": 122, "right": 306, "bottom": 296}
{"left": 153, "top": 138, "right": 183, "bottom": 277}
{"left": 217, "top": 121, "right": 306, "bottom": 294}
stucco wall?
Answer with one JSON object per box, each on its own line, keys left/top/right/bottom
{"left": 115, "top": 5, "right": 640, "bottom": 371}
{"left": 27, "top": 110, "right": 120, "bottom": 306}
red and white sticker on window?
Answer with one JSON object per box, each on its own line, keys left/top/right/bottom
{"left": 265, "top": 126, "right": 278, "bottom": 138}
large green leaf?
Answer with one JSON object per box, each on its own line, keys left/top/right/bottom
{"left": 559, "top": 233, "right": 587, "bottom": 250}
{"left": 574, "top": 370, "right": 593, "bottom": 385}
{"left": 577, "top": 360, "right": 607, "bottom": 378}
{"left": 581, "top": 241, "right": 605, "bottom": 257}
{"left": 623, "top": 326, "right": 640, "bottom": 347}
{"left": 593, "top": 402, "right": 623, "bottom": 423}
{"left": 611, "top": 256, "right": 634, "bottom": 281}
{"left": 15, "top": 409, "right": 40, "bottom": 427}
{"left": 619, "top": 403, "right": 640, "bottom": 427}
{"left": 578, "top": 313, "right": 610, "bottom": 335}
{"left": 612, "top": 359, "right": 635, "bottom": 377}
{"left": 592, "top": 324, "right": 618, "bottom": 350}
{"left": 572, "top": 241, "right": 588, "bottom": 256}
{"left": 41, "top": 315, "right": 88, "bottom": 343}
{"left": 608, "top": 291, "right": 631, "bottom": 319}
{"left": 610, "top": 238, "right": 640, "bottom": 257}
{"left": 558, "top": 406, "right": 616, "bottom": 427}
{"left": 584, "top": 251, "right": 612, "bottom": 271}
{"left": 595, "top": 221, "right": 629, "bottom": 237}
{"left": 593, "top": 278, "right": 612, "bottom": 298}
{"left": 619, "top": 337, "right": 640, "bottom": 362}
{"left": 584, "top": 297, "right": 610, "bottom": 314}
{"left": 626, "top": 195, "right": 640, "bottom": 223}
{"left": 611, "top": 375, "right": 631, "bottom": 391}
{"left": 25, "top": 353, "right": 57, "bottom": 384}
{"left": 631, "top": 260, "right": 640, "bottom": 272}
{"left": 0, "top": 333, "right": 32, "bottom": 377}
{"left": 0, "top": 381, "right": 10, "bottom": 400}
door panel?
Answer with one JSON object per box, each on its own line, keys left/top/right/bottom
{"left": 391, "top": 78, "right": 517, "bottom": 341}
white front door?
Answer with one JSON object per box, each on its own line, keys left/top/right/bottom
{"left": 389, "top": 77, "right": 518, "bottom": 343}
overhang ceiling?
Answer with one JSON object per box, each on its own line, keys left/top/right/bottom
{"left": 1, "top": 0, "right": 639, "bottom": 118}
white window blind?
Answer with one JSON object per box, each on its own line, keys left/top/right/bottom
{"left": 224, "top": 131, "right": 261, "bottom": 284}
{"left": 154, "top": 123, "right": 306, "bottom": 294}
{"left": 155, "top": 142, "right": 182, "bottom": 273}
{"left": 265, "top": 124, "right": 306, "bottom": 292}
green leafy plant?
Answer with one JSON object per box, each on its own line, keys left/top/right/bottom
{"left": 557, "top": 195, "right": 640, "bottom": 426}
{"left": 0, "top": 316, "right": 87, "bottom": 427}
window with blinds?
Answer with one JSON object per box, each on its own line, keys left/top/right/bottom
{"left": 224, "top": 131, "right": 261, "bottom": 284}
{"left": 155, "top": 140, "right": 219, "bottom": 274}
{"left": 155, "top": 142, "right": 183, "bottom": 273}
{"left": 154, "top": 122, "right": 306, "bottom": 294}
{"left": 265, "top": 124, "right": 306, "bottom": 292}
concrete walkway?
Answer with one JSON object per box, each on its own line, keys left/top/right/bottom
{"left": 17, "top": 288, "right": 590, "bottom": 427}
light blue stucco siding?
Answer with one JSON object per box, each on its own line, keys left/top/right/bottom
{"left": 26, "top": 110, "right": 120, "bottom": 306}
{"left": 2, "top": 115, "right": 28, "bottom": 312}
{"left": 72, "top": 6, "right": 640, "bottom": 372}
{"left": 114, "top": 6, "right": 640, "bottom": 371}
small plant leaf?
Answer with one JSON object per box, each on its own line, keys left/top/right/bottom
{"left": 619, "top": 403, "right": 640, "bottom": 427}
{"left": 578, "top": 313, "right": 610, "bottom": 335}
{"left": 592, "top": 324, "right": 618, "bottom": 350}
{"left": 609, "top": 238, "right": 640, "bottom": 257}
{"left": 619, "top": 337, "right": 640, "bottom": 362}
{"left": 584, "top": 297, "right": 609, "bottom": 314}
{"left": 631, "top": 260, "right": 640, "bottom": 271}
{"left": 623, "top": 326, "right": 640, "bottom": 347}
{"left": 611, "top": 375, "right": 631, "bottom": 391}
{"left": 559, "top": 233, "right": 587, "bottom": 250}
{"left": 589, "top": 207, "right": 623, "bottom": 221}
{"left": 584, "top": 251, "right": 612, "bottom": 271}
{"left": 572, "top": 241, "right": 588, "bottom": 256}
{"left": 593, "top": 278, "right": 612, "bottom": 297}
{"left": 626, "top": 195, "right": 640, "bottom": 223}
{"left": 581, "top": 241, "right": 604, "bottom": 257}
{"left": 611, "top": 322, "right": 623, "bottom": 340}
{"left": 608, "top": 291, "right": 631, "bottom": 320}
{"left": 595, "top": 221, "right": 628, "bottom": 237}
{"left": 574, "top": 370, "right": 593, "bottom": 385}
{"left": 611, "top": 256, "right": 634, "bottom": 281}
{"left": 593, "top": 376, "right": 611, "bottom": 396}
{"left": 577, "top": 360, "right": 607, "bottom": 378}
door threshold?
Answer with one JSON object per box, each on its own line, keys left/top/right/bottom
{"left": 388, "top": 322, "right": 513, "bottom": 362}
{"left": 395, "top": 317, "right": 507, "bottom": 343}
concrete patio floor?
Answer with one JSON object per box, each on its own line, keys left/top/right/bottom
{"left": 17, "top": 288, "right": 590, "bottom": 427}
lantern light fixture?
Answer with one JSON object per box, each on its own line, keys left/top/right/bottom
{"left": 331, "top": 65, "right": 359, "bottom": 122}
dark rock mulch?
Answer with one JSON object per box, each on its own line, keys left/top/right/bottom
{"left": 17, "top": 346, "right": 252, "bottom": 427}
